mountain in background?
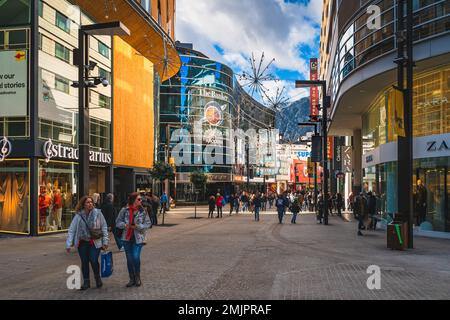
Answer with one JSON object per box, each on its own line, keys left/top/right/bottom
{"left": 276, "top": 97, "right": 313, "bottom": 142}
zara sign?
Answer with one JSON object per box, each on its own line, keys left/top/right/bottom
{"left": 43, "top": 139, "right": 112, "bottom": 164}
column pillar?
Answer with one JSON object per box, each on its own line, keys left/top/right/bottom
{"left": 352, "top": 129, "right": 363, "bottom": 195}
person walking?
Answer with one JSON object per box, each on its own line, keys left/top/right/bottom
{"left": 336, "top": 193, "right": 344, "bottom": 217}
{"left": 241, "top": 193, "right": 249, "bottom": 212}
{"left": 148, "top": 192, "right": 159, "bottom": 226}
{"left": 160, "top": 192, "right": 168, "bottom": 215}
{"left": 216, "top": 193, "right": 224, "bottom": 218}
{"left": 355, "top": 192, "right": 368, "bottom": 236}
{"left": 276, "top": 194, "right": 286, "bottom": 224}
{"left": 290, "top": 196, "right": 301, "bottom": 224}
{"left": 101, "top": 193, "right": 123, "bottom": 251}
{"left": 208, "top": 195, "right": 216, "bottom": 219}
{"left": 66, "top": 196, "right": 109, "bottom": 290}
{"left": 229, "top": 194, "right": 235, "bottom": 215}
{"left": 116, "top": 193, "right": 152, "bottom": 287}
{"left": 253, "top": 192, "right": 262, "bottom": 222}
{"left": 268, "top": 193, "right": 275, "bottom": 209}
{"left": 368, "top": 192, "right": 378, "bottom": 230}
{"left": 234, "top": 193, "right": 240, "bottom": 214}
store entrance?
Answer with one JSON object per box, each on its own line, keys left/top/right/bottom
{"left": 416, "top": 167, "right": 449, "bottom": 232}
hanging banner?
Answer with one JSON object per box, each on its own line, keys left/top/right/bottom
{"left": 310, "top": 58, "right": 319, "bottom": 117}
{"left": 342, "top": 146, "right": 353, "bottom": 173}
{"left": 390, "top": 89, "right": 406, "bottom": 138}
{"left": 311, "top": 136, "right": 322, "bottom": 163}
{"left": 327, "top": 136, "right": 334, "bottom": 160}
{"left": 0, "top": 50, "right": 28, "bottom": 117}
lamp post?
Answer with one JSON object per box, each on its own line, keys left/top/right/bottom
{"left": 299, "top": 122, "right": 319, "bottom": 212}
{"left": 76, "top": 22, "right": 130, "bottom": 198}
{"left": 296, "top": 80, "right": 330, "bottom": 225}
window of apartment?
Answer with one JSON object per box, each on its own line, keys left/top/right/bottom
{"left": 98, "top": 94, "right": 111, "bottom": 109}
{"left": 99, "top": 67, "right": 111, "bottom": 83}
{"left": 55, "top": 11, "right": 71, "bottom": 33}
{"left": 39, "top": 119, "right": 75, "bottom": 144}
{"left": 98, "top": 41, "right": 110, "bottom": 59}
{"left": 90, "top": 118, "right": 111, "bottom": 150}
{"left": 139, "top": 0, "right": 151, "bottom": 13}
{"left": 55, "top": 42, "right": 70, "bottom": 63}
{"left": 158, "top": 0, "right": 162, "bottom": 25}
{"left": 38, "top": 0, "right": 43, "bottom": 17}
{"left": 55, "top": 75, "right": 70, "bottom": 94}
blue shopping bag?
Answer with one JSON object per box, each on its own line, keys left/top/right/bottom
{"left": 101, "top": 251, "right": 113, "bottom": 278}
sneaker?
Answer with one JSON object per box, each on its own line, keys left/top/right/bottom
{"left": 358, "top": 231, "right": 364, "bottom": 236}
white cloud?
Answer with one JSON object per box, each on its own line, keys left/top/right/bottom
{"left": 176, "top": 0, "right": 322, "bottom": 79}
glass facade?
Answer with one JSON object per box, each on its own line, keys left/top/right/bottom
{"left": 38, "top": 160, "right": 78, "bottom": 234}
{"left": 331, "top": 0, "right": 450, "bottom": 100}
{"left": 362, "top": 65, "right": 450, "bottom": 232}
{"left": 0, "top": 160, "right": 30, "bottom": 234}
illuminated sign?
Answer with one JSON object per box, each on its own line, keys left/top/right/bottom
{"left": 43, "top": 139, "right": 112, "bottom": 164}
{"left": 310, "top": 58, "right": 319, "bottom": 117}
{"left": 0, "top": 137, "right": 12, "bottom": 162}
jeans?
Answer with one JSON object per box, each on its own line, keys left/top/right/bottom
{"left": 254, "top": 207, "right": 260, "bottom": 221}
{"left": 78, "top": 241, "right": 101, "bottom": 281}
{"left": 122, "top": 240, "right": 144, "bottom": 275}
{"left": 208, "top": 209, "right": 215, "bottom": 218}
{"left": 217, "top": 206, "right": 223, "bottom": 218}
{"left": 291, "top": 212, "right": 298, "bottom": 224}
{"left": 277, "top": 209, "right": 285, "bottom": 224}
{"left": 235, "top": 205, "right": 240, "bottom": 214}
{"left": 113, "top": 230, "right": 123, "bottom": 250}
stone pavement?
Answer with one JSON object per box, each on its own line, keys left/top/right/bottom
{"left": 0, "top": 206, "right": 449, "bottom": 300}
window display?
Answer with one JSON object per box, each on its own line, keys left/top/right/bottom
{"left": 38, "top": 160, "right": 77, "bottom": 233}
{"left": 0, "top": 160, "right": 29, "bottom": 234}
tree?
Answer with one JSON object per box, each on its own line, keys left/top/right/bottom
{"left": 190, "top": 171, "right": 208, "bottom": 219}
{"left": 190, "top": 170, "right": 208, "bottom": 197}
{"left": 150, "top": 161, "right": 175, "bottom": 185}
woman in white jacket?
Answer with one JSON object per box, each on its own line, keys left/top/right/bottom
{"left": 66, "top": 196, "right": 109, "bottom": 290}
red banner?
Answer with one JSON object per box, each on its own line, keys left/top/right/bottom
{"left": 310, "top": 58, "right": 319, "bottom": 117}
{"left": 327, "top": 136, "right": 334, "bottom": 160}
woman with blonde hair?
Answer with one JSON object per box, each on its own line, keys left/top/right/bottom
{"left": 66, "top": 196, "right": 109, "bottom": 290}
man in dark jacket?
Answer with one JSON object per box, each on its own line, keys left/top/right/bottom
{"left": 253, "top": 193, "right": 262, "bottom": 222}
{"left": 101, "top": 193, "right": 123, "bottom": 251}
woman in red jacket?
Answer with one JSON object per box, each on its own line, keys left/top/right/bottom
{"left": 216, "top": 193, "right": 224, "bottom": 218}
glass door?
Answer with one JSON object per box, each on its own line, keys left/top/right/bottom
{"left": 424, "top": 168, "right": 446, "bottom": 232}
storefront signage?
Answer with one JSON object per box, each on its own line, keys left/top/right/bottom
{"left": 0, "top": 51, "right": 28, "bottom": 117}
{"left": 342, "top": 146, "right": 353, "bottom": 173}
{"left": 0, "top": 137, "right": 12, "bottom": 162}
{"left": 43, "top": 139, "right": 112, "bottom": 164}
{"left": 296, "top": 151, "right": 311, "bottom": 159}
{"left": 310, "top": 58, "right": 319, "bottom": 117}
{"left": 426, "top": 140, "right": 449, "bottom": 152}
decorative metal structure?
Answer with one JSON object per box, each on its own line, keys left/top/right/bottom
{"left": 239, "top": 52, "right": 276, "bottom": 101}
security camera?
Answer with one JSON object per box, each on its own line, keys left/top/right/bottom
{"left": 88, "top": 61, "right": 97, "bottom": 71}
{"left": 101, "top": 78, "right": 109, "bottom": 87}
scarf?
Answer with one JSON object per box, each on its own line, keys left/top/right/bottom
{"left": 125, "top": 206, "right": 137, "bottom": 241}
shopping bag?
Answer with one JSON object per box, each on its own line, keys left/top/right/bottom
{"left": 101, "top": 251, "right": 113, "bottom": 278}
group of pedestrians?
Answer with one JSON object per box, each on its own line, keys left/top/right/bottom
{"left": 65, "top": 190, "right": 171, "bottom": 290}
{"left": 353, "top": 191, "right": 379, "bottom": 236}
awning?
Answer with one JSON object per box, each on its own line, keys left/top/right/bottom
{"left": 70, "top": 0, "right": 180, "bottom": 81}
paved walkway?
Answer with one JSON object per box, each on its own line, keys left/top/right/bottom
{"left": 0, "top": 206, "right": 449, "bottom": 300}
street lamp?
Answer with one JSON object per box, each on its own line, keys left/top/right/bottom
{"left": 298, "top": 122, "right": 319, "bottom": 212}
{"left": 296, "top": 80, "right": 331, "bottom": 225}
{"left": 76, "top": 22, "right": 130, "bottom": 198}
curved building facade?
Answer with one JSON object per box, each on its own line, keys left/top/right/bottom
{"left": 160, "top": 44, "right": 276, "bottom": 201}
{"left": 321, "top": 0, "right": 450, "bottom": 232}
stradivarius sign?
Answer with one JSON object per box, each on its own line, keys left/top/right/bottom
{"left": 43, "top": 139, "right": 112, "bottom": 164}
{"left": 0, "top": 137, "right": 12, "bottom": 162}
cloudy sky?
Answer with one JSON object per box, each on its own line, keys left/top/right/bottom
{"left": 176, "top": 0, "right": 323, "bottom": 103}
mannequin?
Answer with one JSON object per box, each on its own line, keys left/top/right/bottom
{"left": 415, "top": 179, "right": 427, "bottom": 226}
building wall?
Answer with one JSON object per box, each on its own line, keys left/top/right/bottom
{"left": 113, "top": 37, "right": 154, "bottom": 169}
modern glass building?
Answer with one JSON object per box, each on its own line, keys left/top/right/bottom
{"left": 320, "top": 0, "right": 450, "bottom": 232}
{"left": 159, "top": 44, "right": 276, "bottom": 201}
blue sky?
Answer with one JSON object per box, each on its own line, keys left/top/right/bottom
{"left": 176, "top": 0, "right": 323, "bottom": 103}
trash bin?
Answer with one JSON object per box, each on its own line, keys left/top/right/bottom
{"left": 387, "top": 221, "right": 408, "bottom": 250}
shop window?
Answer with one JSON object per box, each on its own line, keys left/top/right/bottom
{"left": 0, "top": 0, "right": 31, "bottom": 27}
{"left": 0, "top": 160, "right": 30, "bottom": 234}
{"left": 38, "top": 160, "right": 78, "bottom": 234}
